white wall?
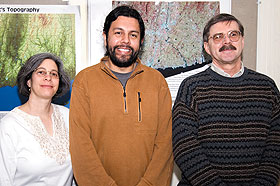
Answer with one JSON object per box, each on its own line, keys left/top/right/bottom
{"left": 257, "top": 0, "right": 280, "bottom": 89}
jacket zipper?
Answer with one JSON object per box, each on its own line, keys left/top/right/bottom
{"left": 123, "top": 87, "right": 127, "bottom": 113}
{"left": 138, "top": 92, "right": 142, "bottom": 122}
{"left": 101, "top": 66, "right": 144, "bottom": 114}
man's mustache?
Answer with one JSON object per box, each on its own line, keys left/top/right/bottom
{"left": 219, "top": 45, "right": 236, "bottom": 52}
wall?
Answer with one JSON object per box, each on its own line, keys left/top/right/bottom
{"left": 232, "top": 0, "right": 258, "bottom": 70}
{"left": 257, "top": 0, "right": 280, "bottom": 89}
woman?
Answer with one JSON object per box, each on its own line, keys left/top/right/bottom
{"left": 0, "top": 53, "right": 74, "bottom": 185}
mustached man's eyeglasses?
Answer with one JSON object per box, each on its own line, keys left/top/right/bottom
{"left": 208, "top": 30, "right": 241, "bottom": 44}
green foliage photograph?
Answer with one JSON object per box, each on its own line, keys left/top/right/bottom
{"left": 0, "top": 13, "right": 76, "bottom": 87}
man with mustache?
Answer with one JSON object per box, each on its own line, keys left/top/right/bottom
{"left": 69, "top": 5, "right": 173, "bottom": 186}
{"left": 172, "top": 13, "right": 280, "bottom": 185}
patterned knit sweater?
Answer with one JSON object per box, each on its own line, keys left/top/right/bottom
{"left": 172, "top": 67, "right": 280, "bottom": 186}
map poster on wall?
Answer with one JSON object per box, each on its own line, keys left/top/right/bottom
{"left": 0, "top": 5, "right": 81, "bottom": 112}
{"left": 113, "top": 1, "right": 219, "bottom": 70}
{"left": 112, "top": 1, "right": 220, "bottom": 102}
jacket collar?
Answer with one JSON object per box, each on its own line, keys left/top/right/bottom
{"left": 100, "top": 56, "right": 144, "bottom": 79}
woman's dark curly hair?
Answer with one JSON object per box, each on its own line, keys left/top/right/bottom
{"left": 17, "top": 52, "right": 70, "bottom": 98}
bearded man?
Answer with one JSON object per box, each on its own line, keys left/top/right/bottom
{"left": 69, "top": 5, "right": 173, "bottom": 186}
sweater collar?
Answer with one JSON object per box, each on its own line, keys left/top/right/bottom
{"left": 210, "top": 62, "right": 244, "bottom": 78}
{"left": 207, "top": 66, "right": 248, "bottom": 83}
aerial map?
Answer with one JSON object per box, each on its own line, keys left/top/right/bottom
{"left": 0, "top": 12, "right": 76, "bottom": 111}
{"left": 112, "top": 1, "right": 219, "bottom": 76}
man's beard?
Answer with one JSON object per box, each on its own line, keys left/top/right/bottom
{"left": 107, "top": 45, "right": 139, "bottom": 68}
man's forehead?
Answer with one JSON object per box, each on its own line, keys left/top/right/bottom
{"left": 110, "top": 16, "right": 140, "bottom": 29}
{"left": 112, "top": 27, "right": 140, "bottom": 33}
{"left": 210, "top": 20, "right": 239, "bottom": 33}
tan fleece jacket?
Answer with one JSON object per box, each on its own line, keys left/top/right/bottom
{"left": 69, "top": 57, "right": 173, "bottom": 186}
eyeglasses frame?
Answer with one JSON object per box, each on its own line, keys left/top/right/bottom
{"left": 208, "top": 30, "right": 242, "bottom": 44}
{"left": 33, "top": 67, "right": 60, "bottom": 79}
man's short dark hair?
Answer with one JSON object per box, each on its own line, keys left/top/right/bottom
{"left": 103, "top": 5, "right": 145, "bottom": 46}
{"left": 203, "top": 13, "right": 244, "bottom": 42}
{"left": 17, "top": 52, "right": 70, "bottom": 98}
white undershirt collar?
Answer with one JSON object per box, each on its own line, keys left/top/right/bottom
{"left": 210, "top": 62, "right": 244, "bottom": 78}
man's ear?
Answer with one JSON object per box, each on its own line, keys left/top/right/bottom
{"left": 204, "top": 42, "right": 211, "bottom": 55}
{"left": 103, "top": 32, "right": 107, "bottom": 47}
{"left": 140, "top": 38, "right": 144, "bottom": 46}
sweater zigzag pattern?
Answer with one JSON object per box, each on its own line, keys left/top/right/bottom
{"left": 172, "top": 67, "right": 280, "bottom": 186}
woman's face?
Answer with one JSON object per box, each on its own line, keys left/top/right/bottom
{"left": 27, "top": 59, "right": 59, "bottom": 100}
